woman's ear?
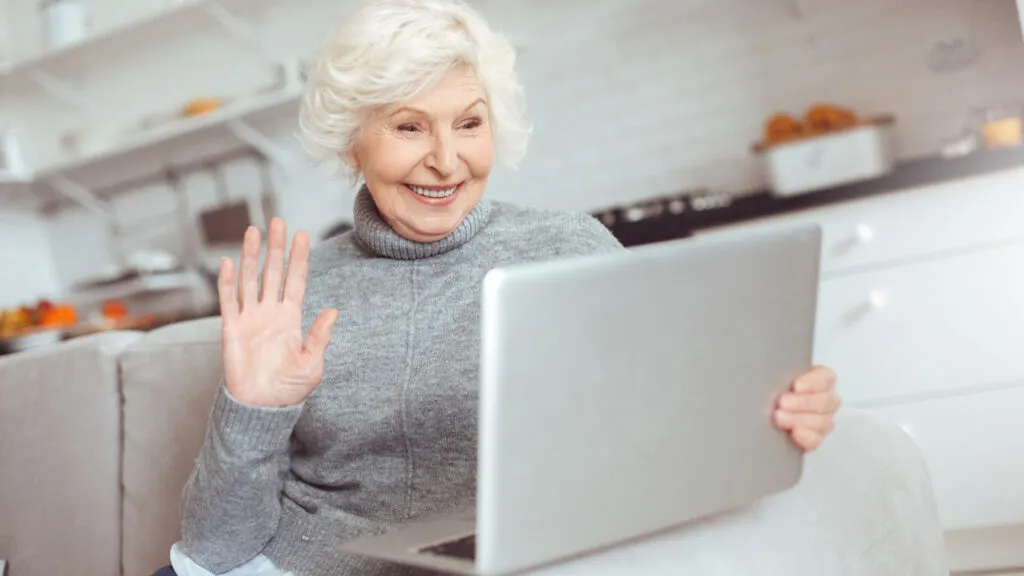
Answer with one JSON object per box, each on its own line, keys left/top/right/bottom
{"left": 342, "top": 148, "right": 360, "bottom": 171}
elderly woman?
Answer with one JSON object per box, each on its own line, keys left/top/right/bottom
{"left": 159, "top": 1, "right": 841, "bottom": 575}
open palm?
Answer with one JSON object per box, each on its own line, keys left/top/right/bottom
{"left": 219, "top": 218, "right": 339, "bottom": 408}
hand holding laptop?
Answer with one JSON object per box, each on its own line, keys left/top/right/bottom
{"left": 774, "top": 365, "right": 842, "bottom": 452}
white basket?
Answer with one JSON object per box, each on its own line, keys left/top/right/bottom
{"left": 760, "top": 121, "right": 896, "bottom": 197}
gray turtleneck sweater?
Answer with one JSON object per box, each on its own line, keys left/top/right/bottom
{"left": 179, "top": 188, "right": 624, "bottom": 576}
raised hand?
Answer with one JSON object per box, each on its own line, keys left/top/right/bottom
{"left": 219, "top": 217, "right": 339, "bottom": 408}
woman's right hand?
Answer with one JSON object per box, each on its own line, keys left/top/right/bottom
{"left": 219, "top": 217, "right": 340, "bottom": 408}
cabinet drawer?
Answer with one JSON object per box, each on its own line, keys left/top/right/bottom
{"left": 703, "top": 167, "right": 1024, "bottom": 272}
{"left": 864, "top": 383, "right": 1024, "bottom": 530}
{"left": 813, "top": 242, "right": 1024, "bottom": 405}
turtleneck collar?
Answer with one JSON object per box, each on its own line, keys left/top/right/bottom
{"left": 353, "top": 184, "right": 492, "bottom": 260}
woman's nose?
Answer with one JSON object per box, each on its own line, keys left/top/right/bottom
{"left": 425, "top": 132, "right": 458, "bottom": 176}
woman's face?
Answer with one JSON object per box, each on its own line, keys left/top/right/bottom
{"left": 347, "top": 64, "right": 495, "bottom": 242}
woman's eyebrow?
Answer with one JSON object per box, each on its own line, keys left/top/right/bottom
{"left": 389, "top": 98, "right": 487, "bottom": 118}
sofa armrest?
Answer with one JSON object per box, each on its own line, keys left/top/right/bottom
{"left": 118, "top": 317, "right": 224, "bottom": 576}
{"left": 527, "top": 409, "right": 949, "bottom": 575}
{"left": 0, "top": 332, "right": 143, "bottom": 576}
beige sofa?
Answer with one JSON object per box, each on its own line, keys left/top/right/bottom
{"left": 0, "top": 318, "right": 950, "bottom": 576}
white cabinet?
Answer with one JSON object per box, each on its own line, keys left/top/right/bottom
{"left": 705, "top": 167, "right": 1024, "bottom": 275}
{"left": 814, "top": 242, "right": 1024, "bottom": 406}
{"left": 700, "top": 165, "right": 1024, "bottom": 569}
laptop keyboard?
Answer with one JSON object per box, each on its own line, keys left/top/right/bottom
{"left": 419, "top": 534, "right": 476, "bottom": 560}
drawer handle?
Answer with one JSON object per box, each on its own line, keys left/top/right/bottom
{"left": 868, "top": 291, "right": 888, "bottom": 310}
{"left": 855, "top": 224, "right": 875, "bottom": 243}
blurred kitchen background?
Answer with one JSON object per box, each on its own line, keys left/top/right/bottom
{"left": 5, "top": 2, "right": 1024, "bottom": 573}
{"left": 1, "top": 0, "right": 1023, "bottom": 344}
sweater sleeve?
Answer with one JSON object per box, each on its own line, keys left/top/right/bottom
{"left": 179, "top": 383, "right": 303, "bottom": 574}
{"left": 179, "top": 241, "right": 344, "bottom": 573}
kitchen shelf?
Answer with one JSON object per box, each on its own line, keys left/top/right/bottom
{"left": 0, "top": 0, "right": 216, "bottom": 77}
{"left": 69, "top": 269, "right": 202, "bottom": 304}
{"left": 24, "top": 86, "right": 302, "bottom": 182}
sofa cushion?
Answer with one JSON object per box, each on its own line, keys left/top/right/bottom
{"left": 119, "top": 317, "right": 223, "bottom": 576}
{"left": 0, "top": 332, "right": 142, "bottom": 576}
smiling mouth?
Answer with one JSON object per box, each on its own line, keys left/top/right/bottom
{"left": 405, "top": 183, "right": 461, "bottom": 199}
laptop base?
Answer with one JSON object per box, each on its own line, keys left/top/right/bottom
{"left": 341, "top": 515, "right": 482, "bottom": 575}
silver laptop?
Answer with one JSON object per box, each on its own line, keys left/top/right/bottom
{"left": 341, "top": 223, "right": 822, "bottom": 575}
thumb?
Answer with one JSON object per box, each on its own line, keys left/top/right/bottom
{"left": 305, "top": 308, "right": 339, "bottom": 358}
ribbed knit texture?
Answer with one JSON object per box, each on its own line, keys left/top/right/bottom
{"left": 180, "top": 189, "right": 624, "bottom": 576}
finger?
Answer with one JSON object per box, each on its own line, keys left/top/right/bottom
{"left": 791, "top": 427, "right": 824, "bottom": 453}
{"left": 261, "top": 218, "right": 287, "bottom": 302}
{"left": 774, "top": 410, "right": 835, "bottom": 435}
{"left": 793, "top": 365, "right": 836, "bottom": 393}
{"left": 304, "top": 308, "right": 340, "bottom": 357}
{"left": 239, "top": 226, "right": 262, "bottom": 309}
{"left": 283, "top": 231, "right": 311, "bottom": 305}
{"left": 218, "top": 257, "right": 239, "bottom": 320}
{"left": 778, "top": 390, "right": 841, "bottom": 413}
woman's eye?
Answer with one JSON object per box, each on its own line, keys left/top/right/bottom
{"left": 460, "top": 118, "right": 483, "bottom": 130}
{"left": 398, "top": 124, "right": 421, "bottom": 132}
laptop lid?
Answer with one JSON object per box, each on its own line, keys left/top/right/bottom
{"left": 475, "top": 223, "right": 821, "bottom": 574}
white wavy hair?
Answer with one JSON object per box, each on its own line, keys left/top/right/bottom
{"left": 298, "top": 0, "right": 532, "bottom": 172}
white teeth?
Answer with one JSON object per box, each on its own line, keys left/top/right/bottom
{"left": 410, "top": 184, "right": 458, "bottom": 198}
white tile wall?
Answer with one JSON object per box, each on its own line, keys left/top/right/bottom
{"left": 2, "top": 0, "right": 1024, "bottom": 297}
{"left": 496, "top": 0, "right": 1024, "bottom": 210}
{"left": 0, "top": 208, "right": 60, "bottom": 307}
{"left": 0, "top": 3, "right": 11, "bottom": 65}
